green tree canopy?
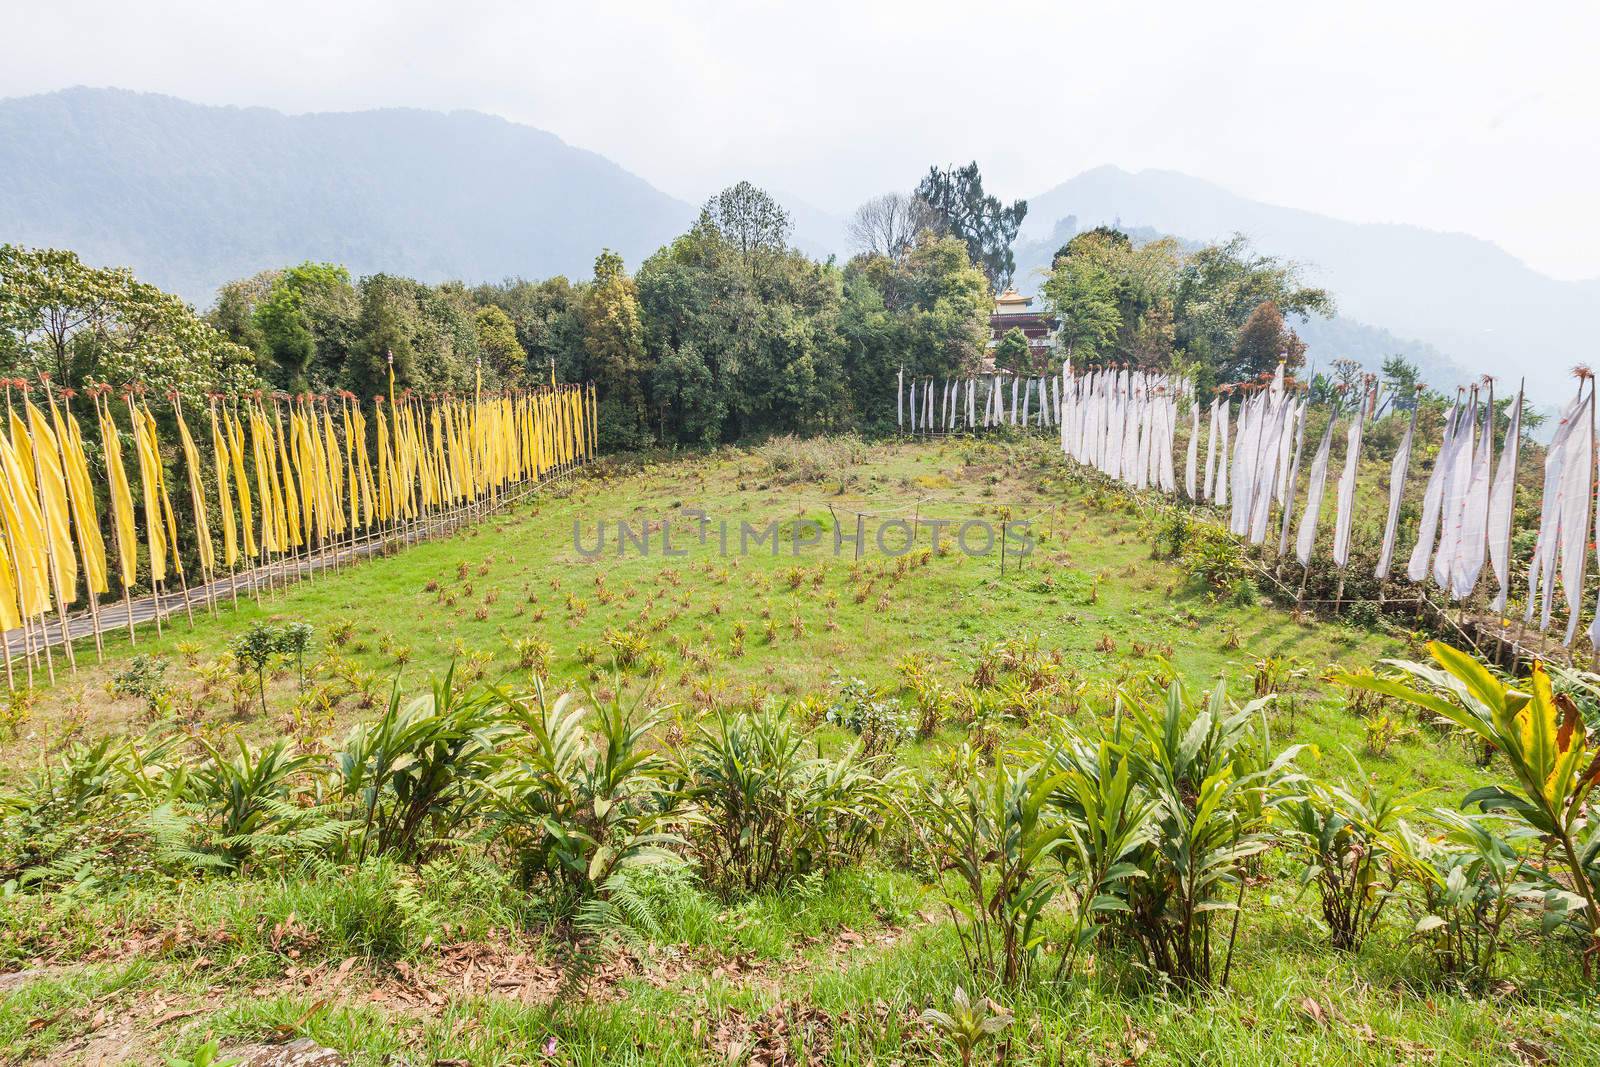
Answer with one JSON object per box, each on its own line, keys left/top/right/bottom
{"left": 582, "top": 250, "right": 652, "bottom": 448}
{"left": 914, "top": 162, "right": 1027, "bottom": 290}
{"left": 0, "top": 244, "right": 257, "bottom": 396}
{"left": 993, "top": 327, "right": 1031, "bottom": 376}
{"left": 702, "top": 182, "right": 792, "bottom": 261}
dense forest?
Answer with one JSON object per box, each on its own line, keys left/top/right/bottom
{"left": 4, "top": 165, "right": 1350, "bottom": 452}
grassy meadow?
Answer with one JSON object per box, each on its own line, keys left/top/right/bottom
{"left": 2, "top": 434, "right": 1595, "bottom": 1066}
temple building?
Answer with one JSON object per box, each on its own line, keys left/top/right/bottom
{"left": 987, "top": 288, "right": 1058, "bottom": 368}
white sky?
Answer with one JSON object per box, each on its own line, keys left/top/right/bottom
{"left": 4, "top": 0, "right": 1597, "bottom": 279}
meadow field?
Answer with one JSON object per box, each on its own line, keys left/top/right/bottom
{"left": 1, "top": 434, "right": 1594, "bottom": 1066}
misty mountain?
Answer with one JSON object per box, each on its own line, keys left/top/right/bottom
{"left": 1, "top": 90, "right": 1581, "bottom": 407}
{"left": 1017, "top": 165, "right": 1597, "bottom": 403}
{"left": 0, "top": 88, "right": 697, "bottom": 303}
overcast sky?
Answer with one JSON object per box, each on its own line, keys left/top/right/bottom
{"left": 4, "top": 0, "right": 1596, "bottom": 279}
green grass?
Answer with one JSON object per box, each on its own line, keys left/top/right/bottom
{"left": 5, "top": 434, "right": 1585, "bottom": 1065}
{"left": 3, "top": 436, "right": 1408, "bottom": 775}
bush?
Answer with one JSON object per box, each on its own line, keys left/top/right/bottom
{"left": 754, "top": 434, "right": 867, "bottom": 485}
{"left": 334, "top": 668, "right": 507, "bottom": 863}
{"left": 682, "top": 706, "right": 903, "bottom": 896}
{"left": 1284, "top": 773, "right": 1413, "bottom": 951}
{"left": 917, "top": 761, "right": 1068, "bottom": 986}
{"left": 1178, "top": 523, "right": 1249, "bottom": 592}
{"left": 823, "top": 674, "right": 912, "bottom": 758}
{"left": 110, "top": 655, "right": 173, "bottom": 715}
{"left": 1387, "top": 812, "right": 1545, "bottom": 985}
{"left": 489, "top": 682, "right": 682, "bottom": 913}
{"left": 1347, "top": 644, "right": 1600, "bottom": 950}
{"left": 1110, "top": 682, "right": 1302, "bottom": 987}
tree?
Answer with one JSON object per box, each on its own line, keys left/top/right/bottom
{"left": 1054, "top": 225, "right": 1132, "bottom": 264}
{"left": 0, "top": 244, "right": 257, "bottom": 396}
{"left": 650, "top": 343, "right": 725, "bottom": 444}
{"left": 847, "top": 192, "right": 934, "bottom": 262}
{"left": 1379, "top": 355, "right": 1423, "bottom": 413}
{"left": 1041, "top": 249, "right": 1121, "bottom": 363}
{"left": 703, "top": 182, "right": 792, "bottom": 260}
{"left": 1172, "top": 234, "right": 1331, "bottom": 379}
{"left": 581, "top": 250, "right": 652, "bottom": 448}
{"left": 914, "top": 162, "right": 1027, "bottom": 290}
{"left": 473, "top": 276, "right": 585, "bottom": 385}
{"left": 993, "top": 328, "right": 1031, "bottom": 376}
{"left": 232, "top": 622, "right": 283, "bottom": 716}
{"left": 207, "top": 273, "right": 272, "bottom": 367}
{"left": 350, "top": 274, "right": 417, "bottom": 401}
{"left": 475, "top": 304, "right": 523, "bottom": 386}
{"left": 1232, "top": 300, "right": 1294, "bottom": 380}
{"left": 256, "top": 284, "right": 316, "bottom": 390}
{"left": 900, "top": 235, "right": 991, "bottom": 377}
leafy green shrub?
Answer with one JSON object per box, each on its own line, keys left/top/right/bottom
{"left": 1347, "top": 644, "right": 1600, "bottom": 949}
{"left": 824, "top": 674, "right": 912, "bottom": 758}
{"left": 1113, "top": 682, "right": 1302, "bottom": 986}
{"left": 1046, "top": 732, "right": 1156, "bottom": 977}
{"left": 1387, "top": 812, "right": 1547, "bottom": 985}
{"left": 231, "top": 623, "right": 283, "bottom": 715}
{"left": 334, "top": 667, "right": 507, "bottom": 862}
{"left": 189, "top": 736, "right": 345, "bottom": 869}
{"left": 0, "top": 687, "right": 36, "bottom": 738}
{"left": 917, "top": 761, "right": 1068, "bottom": 986}
{"left": 109, "top": 654, "right": 173, "bottom": 715}
{"left": 683, "top": 706, "right": 903, "bottom": 896}
{"left": 1178, "top": 523, "right": 1248, "bottom": 592}
{"left": 489, "top": 682, "right": 682, "bottom": 913}
{"left": 1283, "top": 773, "right": 1413, "bottom": 951}
{"left": 278, "top": 621, "right": 315, "bottom": 686}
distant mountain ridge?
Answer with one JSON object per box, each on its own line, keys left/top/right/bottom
{"left": 1016, "top": 166, "right": 1597, "bottom": 403}
{"left": 0, "top": 87, "right": 696, "bottom": 301}
{"left": 2, "top": 90, "right": 1585, "bottom": 405}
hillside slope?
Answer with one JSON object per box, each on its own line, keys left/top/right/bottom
{"left": 0, "top": 88, "right": 695, "bottom": 302}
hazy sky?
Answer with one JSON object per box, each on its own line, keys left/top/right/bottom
{"left": 5, "top": 1, "right": 1597, "bottom": 279}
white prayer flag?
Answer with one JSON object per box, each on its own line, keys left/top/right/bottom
{"left": 1331, "top": 409, "right": 1363, "bottom": 569}
{"left": 1295, "top": 407, "right": 1339, "bottom": 566}
{"left": 1375, "top": 403, "right": 1417, "bottom": 580}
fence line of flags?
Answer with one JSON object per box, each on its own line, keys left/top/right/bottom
{"left": 895, "top": 369, "right": 1065, "bottom": 434}
{"left": 896, "top": 359, "right": 1600, "bottom": 651}
{"left": 0, "top": 366, "right": 596, "bottom": 688}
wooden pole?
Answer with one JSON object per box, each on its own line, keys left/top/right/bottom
{"left": 51, "top": 388, "right": 105, "bottom": 662}
{"left": 176, "top": 563, "right": 196, "bottom": 628}
{"left": 22, "top": 615, "right": 36, "bottom": 688}
{"left": 0, "top": 525, "right": 18, "bottom": 691}
{"left": 0, "top": 607, "right": 12, "bottom": 694}
{"left": 39, "top": 611, "right": 54, "bottom": 685}
{"left": 27, "top": 399, "right": 77, "bottom": 675}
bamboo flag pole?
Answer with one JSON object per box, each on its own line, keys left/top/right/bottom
{"left": 23, "top": 613, "right": 36, "bottom": 688}
{"left": 1588, "top": 375, "right": 1598, "bottom": 667}
{"left": 235, "top": 400, "right": 263, "bottom": 607}
{"left": 55, "top": 386, "right": 105, "bottom": 660}
{"left": 99, "top": 390, "right": 138, "bottom": 644}
{"left": 150, "top": 396, "right": 197, "bottom": 630}
{"left": 1502, "top": 380, "right": 1524, "bottom": 657}
{"left": 32, "top": 501, "right": 69, "bottom": 679}
{"left": 213, "top": 398, "right": 240, "bottom": 610}
{"left": 1334, "top": 375, "right": 1374, "bottom": 612}
{"left": 2, "top": 382, "right": 45, "bottom": 681}
{"left": 25, "top": 384, "right": 76, "bottom": 675}
{"left": 0, "top": 523, "right": 20, "bottom": 690}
